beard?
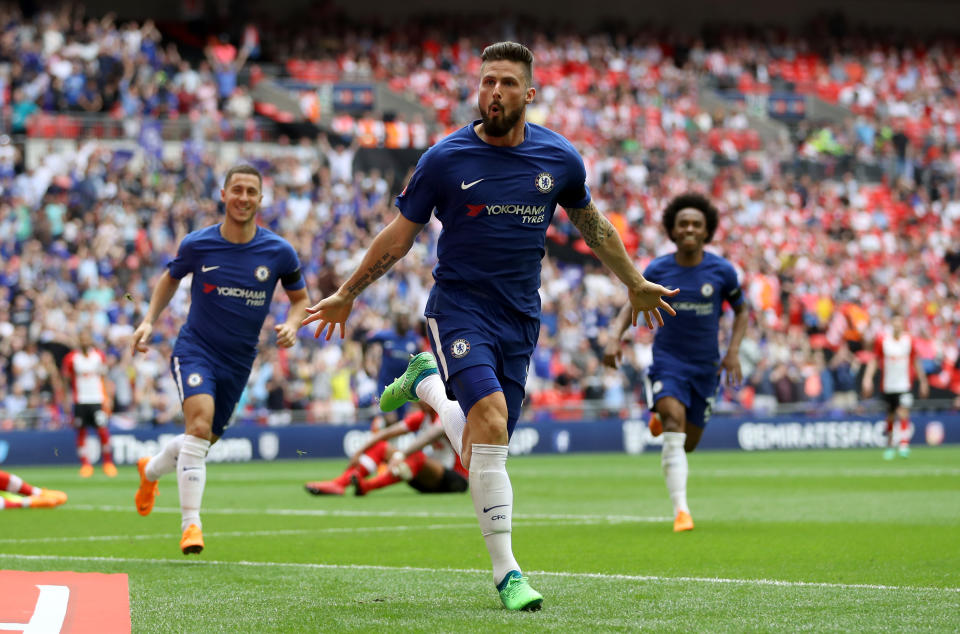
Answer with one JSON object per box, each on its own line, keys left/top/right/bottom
{"left": 479, "top": 101, "right": 523, "bottom": 137}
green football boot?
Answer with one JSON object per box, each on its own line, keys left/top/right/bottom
{"left": 497, "top": 571, "right": 543, "bottom": 612}
{"left": 378, "top": 352, "right": 438, "bottom": 412}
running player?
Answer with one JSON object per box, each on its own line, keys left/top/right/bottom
{"left": 604, "top": 193, "right": 748, "bottom": 532}
{"left": 366, "top": 311, "right": 423, "bottom": 422}
{"left": 303, "top": 41, "right": 677, "bottom": 611}
{"left": 862, "top": 314, "right": 929, "bottom": 459}
{"left": 304, "top": 406, "right": 467, "bottom": 496}
{"left": 62, "top": 330, "right": 116, "bottom": 477}
{"left": 0, "top": 469, "right": 67, "bottom": 509}
{"left": 130, "top": 164, "right": 309, "bottom": 555}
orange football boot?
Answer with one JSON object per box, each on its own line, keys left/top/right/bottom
{"left": 180, "top": 524, "right": 204, "bottom": 555}
{"left": 648, "top": 412, "right": 663, "bottom": 437}
{"left": 37, "top": 489, "right": 68, "bottom": 506}
{"left": 135, "top": 457, "right": 159, "bottom": 516}
{"left": 673, "top": 510, "right": 694, "bottom": 532}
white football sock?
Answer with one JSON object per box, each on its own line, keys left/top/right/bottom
{"left": 145, "top": 434, "right": 185, "bottom": 481}
{"left": 3, "top": 472, "right": 24, "bottom": 494}
{"left": 661, "top": 431, "right": 690, "bottom": 514}
{"left": 470, "top": 443, "right": 520, "bottom": 586}
{"left": 416, "top": 374, "right": 466, "bottom": 455}
{"left": 178, "top": 435, "right": 210, "bottom": 532}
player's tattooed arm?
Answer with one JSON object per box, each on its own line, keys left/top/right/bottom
{"left": 565, "top": 202, "right": 615, "bottom": 249}
{"left": 344, "top": 253, "right": 400, "bottom": 298}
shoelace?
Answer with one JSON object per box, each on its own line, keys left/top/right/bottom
{"left": 502, "top": 576, "right": 529, "bottom": 597}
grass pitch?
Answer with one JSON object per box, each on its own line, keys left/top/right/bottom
{"left": 2, "top": 447, "right": 959, "bottom": 632}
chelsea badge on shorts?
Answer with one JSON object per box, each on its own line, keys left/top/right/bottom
{"left": 451, "top": 339, "right": 471, "bottom": 358}
{"left": 535, "top": 172, "right": 554, "bottom": 193}
{"left": 187, "top": 373, "right": 203, "bottom": 387}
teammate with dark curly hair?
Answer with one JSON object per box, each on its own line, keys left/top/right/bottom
{"left": 661, "top": 192, "right": 719, "bottom": 244}
{"left": 606, "top": 193, "right": 749, "bottom": 532}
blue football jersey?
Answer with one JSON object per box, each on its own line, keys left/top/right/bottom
{"left": 368, "top": 328, "right": 421, "bottom": 388}
{"left": 396, "top": 121, "right": 591, "bottom": 318}
{"left": 644, "top": 251, "right": 743, "bottom": 370}
{"left": 167, "top": 224, "right": 305, "bottom": 367}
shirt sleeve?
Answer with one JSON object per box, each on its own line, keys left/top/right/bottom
{"left": 556, "top": 145, "right": 591, "bottom": 209}
{"left": 403, "top": 409, "right": 425, "bottom": 432}
{"left": 642, "top": 259, "right": 659, "bottom": 283}
{"left": 721, "top": 261, "right": 744, "bottom": 308}
{"left": 61, "top": 351, "right": 74, "bottom": 378}
{"left": 166, "top": 233, "right": 195, "bottom": 280}
{"left": 279, "top": 240, "right": 306, "bottom": 291}
{"left": 395, "top": 147, "right": 439, "bottom": 224}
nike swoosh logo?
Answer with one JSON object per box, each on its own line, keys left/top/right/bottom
{"left": 461, "top": 179, "right": 484, "bottom": 190}
{"left": 201, "top": 265, "right": 220, "bottom": 272}
{"left": 181, "top": 467, "right": 202, "bottom": 471}
{"left": 482, "top": 504, "right": 508, "bottom": 513}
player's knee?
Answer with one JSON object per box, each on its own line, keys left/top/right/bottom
{"left": 184, "top": 417, "right": 213, "bottom": 440}
{"left": 465, "top": 400, "right": 509, "bottom": 444}
{"left": 661, "top": 416, "right": 685, "bottom": 434}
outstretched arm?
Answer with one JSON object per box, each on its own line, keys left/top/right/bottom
{"left": 720, "top": 302, "right": 749, "bottom": 386}
{"left": 302, "top": 213, "right": 424, "bottom": 340}
{"left": 397, "top": 423, "right": 446, "bottom": 457}
{"left": 602, "top": 304, "right": 633, "bottom": 368}
{"left": 348, "top": 420, "right": 412, "bottom": 466}
{"left": 565, "top": 202, "right": 678, "bottom": 328}
{"left": 275, "top": 287, "right": 310, "bottom": 348}
{"left": 914, "top": 355, "right": 929, "bottom": 399}
{"left": 862, "top": 358, "right": 877, "bottom": 398}
{"left": 131, "top": 271, "right": 181, "bottom": 354}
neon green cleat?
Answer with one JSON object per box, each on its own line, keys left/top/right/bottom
{"left": 497, "top": 571, "right": 543, "bottom": 612}
{"left": 378, "top": 352, "right": 438, "bottom": 412}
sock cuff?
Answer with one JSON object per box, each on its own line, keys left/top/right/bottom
{"left": 662, "top": 432, "right": 686, "bottom": 448}
{"left": 182, "top": 435, "right": 211, "bottom": 459}
{"left": 471, "top": 443, "right": 508, "bottom": 456}
{"left": 469, "top": 443, "right": 508, "bottom": 473}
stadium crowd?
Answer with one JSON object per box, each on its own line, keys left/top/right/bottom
{"left": 1, "top": 5, "right": 959, "bottom": 429}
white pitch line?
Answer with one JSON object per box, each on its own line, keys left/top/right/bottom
{"left": 0, "top": 518, "right": 632, "bottom": 545}
{"left": 0, "top": 524, "right": 477, "bottom": 544}
{"left": 65, "top": 504, "right": 669, "bottom": 523}
{"left": 0, "top": 553, "right": 956, "bottom": 595}
{"left": 695, "top": 467, "right": 960, "bottom": 478}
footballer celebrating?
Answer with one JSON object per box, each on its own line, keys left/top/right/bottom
{"left": 304, "top": 41, "right": 677, "bottom": 611}
{"left": 605, "top": 193, "right": 748, "bottom": 532}
{"left": 130, "top": 164, "right": 309, "bottom": 555}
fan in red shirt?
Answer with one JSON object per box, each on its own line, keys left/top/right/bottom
{"left": 61, "top": 330, "right": 116, "bottom": 478}
{"left": 861, "top": 315, "right": 930, "bottom": 459}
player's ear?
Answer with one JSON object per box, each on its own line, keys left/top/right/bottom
{"left": 525, "top": 86, "right": 536, "bottom": 104}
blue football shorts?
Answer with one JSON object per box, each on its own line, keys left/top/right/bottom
{"left": 648, "top": 364, "right": 720, "bottom": 429}
{"left": 424, "top": 284, "right": 538, "bottom": 437}
{"left": 170, "top": 345, "right": 252, "bottom": 437}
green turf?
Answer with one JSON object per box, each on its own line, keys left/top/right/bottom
{"left": 2, "top": 448, "right": 959, "bottom": 632}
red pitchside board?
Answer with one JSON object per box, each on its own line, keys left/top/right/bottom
{"left": 0, "top": 570, "right": 130, "bottom": 634}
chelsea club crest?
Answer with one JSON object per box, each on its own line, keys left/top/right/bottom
{"left": 535, "top": 172, "right": 555, "bottom": 194}
{"left": 451, "top": 339, "right": 470, "bottom": 358}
